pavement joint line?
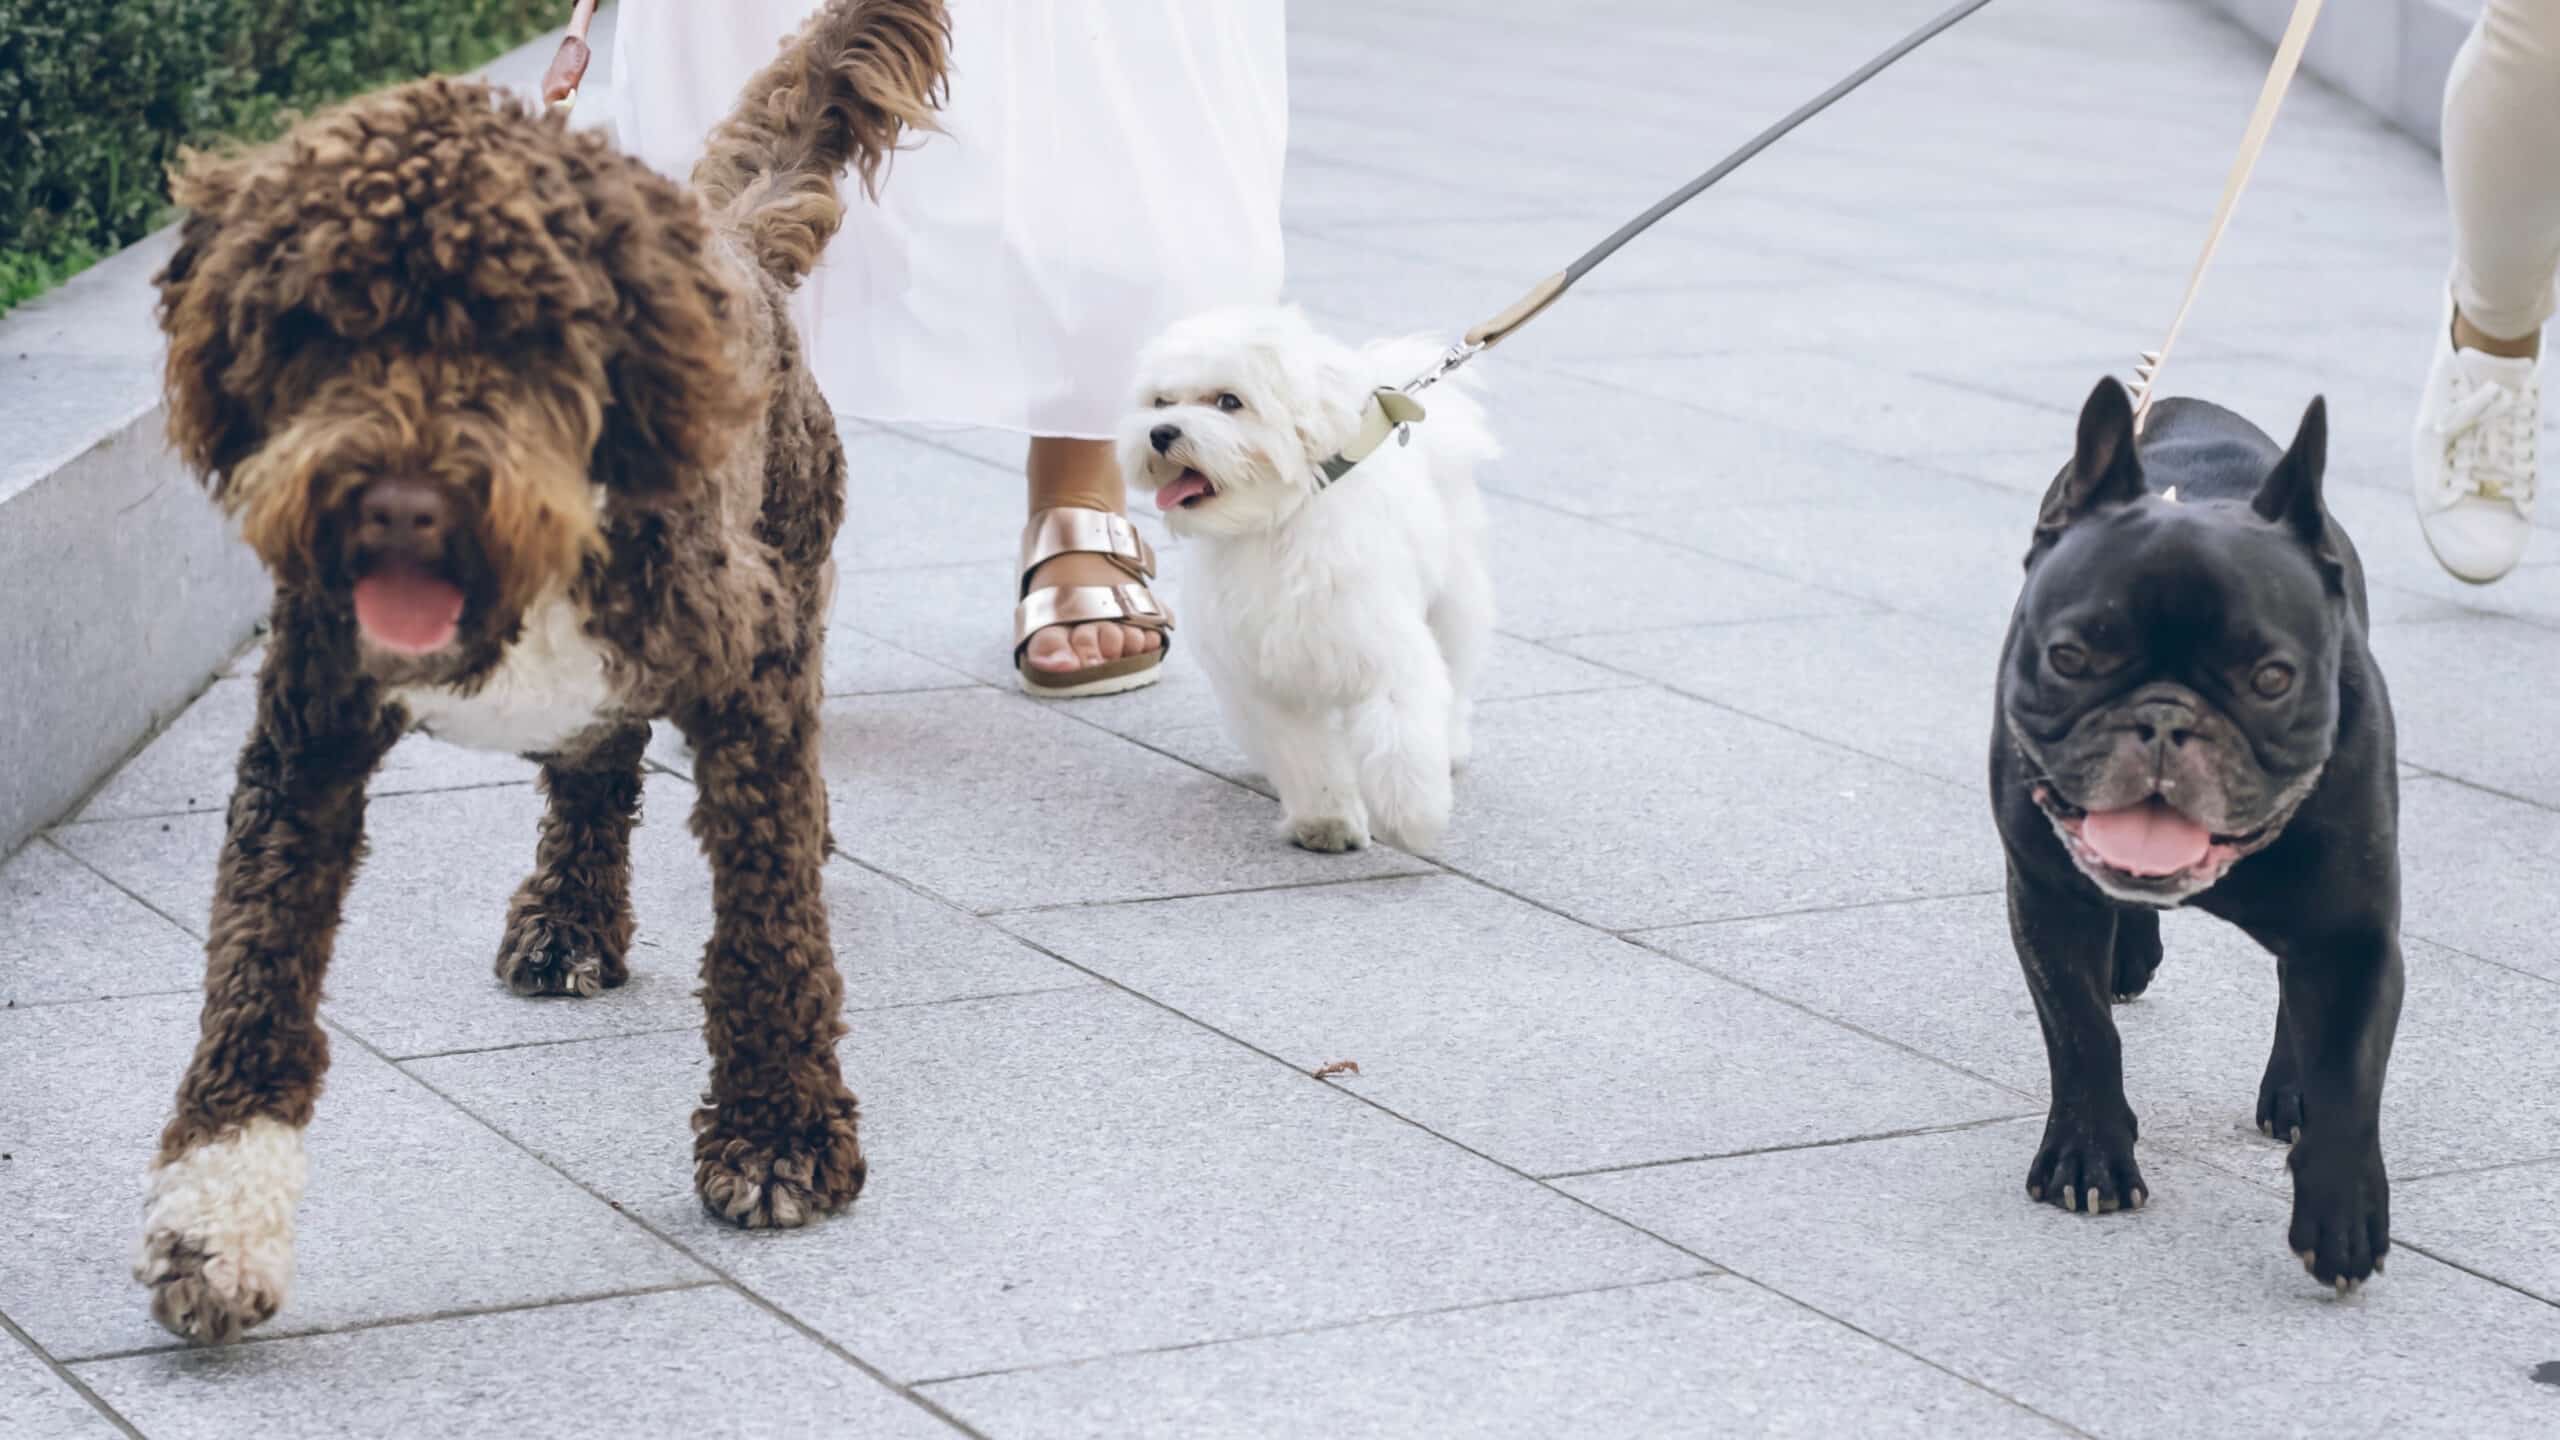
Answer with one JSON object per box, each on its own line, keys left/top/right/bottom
{"left": 381, "top": 983, "right": 1103, "bottom": 1064}
{"left": 0, "top": 1306, "right": 146, "bottom": 1440}
{"left": 40, "top": 835, "right": 213, "bottom": 944}
{"left": 1535, "top": 1113, "right": 2048, "bottom": 1182}
{"left": 977, "top": 917, "right": 2090, "bottom": 1434}
{"left": 1611, "top": 885, "right": 2008, "bottom": 934}
{"left": 51, "top": 776, "right": 544, "bottom": 833}
{"left": 981, "top": 869, "right": 1428, "bottom": 919}
{"left": 363, "top": 1020, "right": 994, "bottom": 1440}
{"left": 1501, "top": 604, "right": 1898, "bottom": 648}
{"left": 905, "top": 1272, "right": 1715, "bottom": 1389}
{"left": 2398, "top": 765, "right": 2560, "bottom": 819}
{"left": 1, "top": 985, "right": 196, "bottom": 1013}
{"left": 60, "top": 1279, "right": 726, "bottom": 1368}
{"left": 1498, "top": 627, "right": 1989, "bottom": 795}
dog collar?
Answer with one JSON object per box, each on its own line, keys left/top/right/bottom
{"left": 1314, "top": 388, "right": 1428, "bottom": 490}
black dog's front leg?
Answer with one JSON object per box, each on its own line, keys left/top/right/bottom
{"left": 2279, "top": 929, "right": 2401, "bottom": 1287}
{"left": 2008, "top": 864, "right": 2148, "bottom": 1213}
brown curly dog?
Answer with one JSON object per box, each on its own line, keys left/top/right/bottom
{"left": 133, "top": 0, "right": 949, "bottom": 1344}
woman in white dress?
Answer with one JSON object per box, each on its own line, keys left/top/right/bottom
{"left": 609, "top": 0, "right": 1287, "bottom": 697}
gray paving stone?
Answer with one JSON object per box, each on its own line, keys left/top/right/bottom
{"left": 817, "top": 690, "right": 1428, "bottom": 913}
{"left": 50, "top": 779, "right": 1079, "bottom": 1059}
{"left": 1002, "top": 876, "right": 2027, "bottom": 1177}
{"left": 0, "top": 994, "right": 702, "bottom": 1360}
{"left": 825, "top": 626, "right": 975, "bottom": 698}
{"left": 68, "top": 679, "right": 534, "bottom": 825}
{"left": 835, "top": 427, "right": 1023, "bottom": 572}
{"left": 1481, "top": 495, "right": 1867, "bottom": 639}
{"left": 0, "top": 1336, "right": 120, "bottom": 1440}
{"left": 2397, "top": 777, "right": 2560, "bottom": 985}
{"left": 1652, "top": 895, "right": 2560, "bottom": 1185}
{"left": 415, "top": 987, "right": 1698, "bottom": 1380}
{"left": 1435, "top": 687, "right": 1998, "bottom": 931}
{"left": 0, "top": 840, "right": 200, "bottom": 1007}
{"left": 1612, "top": 469, "right": 2038, "bottom": 630}
{"left": 72, "top": 1287, "right": 959, "bottom": 1440}
{"left": 2370, "top": 618, "right": 2560, "bottom": 807}
{"left": 1560, "top": 611, "right": 2000, "bottom": 786}
{"left": 925, "top": 1276, "right": 2072, "bottom": 1439}
{"left": 1562, "top": 1125, "right": 2560, "bottom": 1439}
{"left": 1073, "top": 629, "right": 1633, "bottom": 751}
{"left": 1566, "top": 349, "right": 2077, "bottom": 465}
{"left": 2397, "top": 1161, "right": 2560, "bottom": 1307}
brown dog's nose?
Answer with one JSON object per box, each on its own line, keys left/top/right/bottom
{"left": 1150, "top": 424, "right": 1180, "bottom": 455}
{"left": 355, "top": 477, "right": 451, "bottom": 557}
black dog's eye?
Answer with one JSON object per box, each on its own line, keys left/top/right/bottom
{"left": 2252, "top": 661, "right": 2296, "bottom": 699}
{"left": 2047, "top": 643, "right": 2091, "bottom": 679}
{"left": 1215, "top": 392, "right": 1245, "bottom": 413}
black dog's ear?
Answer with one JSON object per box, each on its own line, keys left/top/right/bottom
{"left": 2252, "top": 395, "right": 2345, "bottom": 590}
{"left": 2252, "top": 394, "right": 2327, "bottom": 539}
{"left": 2028, "top": 376, "right": 2145, "bottom": 563}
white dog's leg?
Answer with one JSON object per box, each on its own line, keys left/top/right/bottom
{"left": 1352, "top": 642, "right": 1456, "bottom": 853}
{"left": 1429, "top": 549, "right": 1495, "bottom": 772}
{"left": 1256, "top": 704, "right": 1369, "bottom": 852}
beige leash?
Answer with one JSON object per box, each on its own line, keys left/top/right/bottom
{"left": 2129, "top": 0, "right": 2327, "bottom": 433}
{"left": 542, "top": 0, "right": 600, "bottom": 119}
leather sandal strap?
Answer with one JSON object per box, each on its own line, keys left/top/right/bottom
{"left": 1020, "top": 507, "right": 1157, "bottom": 591}
{"left": 1012, "top": 583, "right": 1174, "bottom": 653}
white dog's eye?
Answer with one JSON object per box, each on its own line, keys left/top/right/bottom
{"left": 1151, "top": 396, "right": 1174, "bottom": 409}
{"left": 1216, "top": 392, "right": 1245, "bottom": 413}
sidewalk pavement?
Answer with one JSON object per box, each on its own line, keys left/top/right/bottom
{"left": 8, "top": 0, "right": 2560, "bottom": 1435}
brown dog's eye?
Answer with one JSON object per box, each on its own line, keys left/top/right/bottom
{"left": 2252, "top": 661, "right": 2296, "bottom": 698}
{"left": 1216, "top": 392, "right": 1245, "bottom": 413}
{"left": 2047, "top": 643, "right": 2090, "bottom": 678}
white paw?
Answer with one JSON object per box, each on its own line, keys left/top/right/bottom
{"left": 1288, "top": 815, "right": 1370, "bottom": 853}
{"left": 135, "top": 1117, "right": 306, "bottom": 1344}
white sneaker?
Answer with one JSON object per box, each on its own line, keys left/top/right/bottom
{"left": 2412, "top": 299, "right": 2541, "bottom": 584}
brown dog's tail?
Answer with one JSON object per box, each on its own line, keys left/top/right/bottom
{"left": 691, "top": 0, "right": 949, "bottom": 286}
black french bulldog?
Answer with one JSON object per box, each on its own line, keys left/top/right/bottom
{"left": 1989, "top": 376, "right": 2402, "bottom": 1290}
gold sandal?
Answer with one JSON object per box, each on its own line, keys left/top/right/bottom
{"left": 1013, "top": 507, "right": 1173, "bottom": 698}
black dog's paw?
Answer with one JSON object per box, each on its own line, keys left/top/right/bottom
{"left": 2255, "top": 1073, "right": 2305, "bottom": 1144}
{"left": 2110, "top": 912, "right": 2162, "bottom": 1002}
{"left": 2028, "top": 1107, "right": 2149, "bottom": 1214}
{"left": 2289, "top": 1137, "right": 2389, "bottom": 1290}
{"left": 494, "top": 912, "right": 630, "bottom": 998}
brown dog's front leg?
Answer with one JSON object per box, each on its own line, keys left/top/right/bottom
{"left": 138, "top": 609, "right": 397, "bottom": 1343}
{"left": 681, "top": 692, "right": 862, "bottom": 1229}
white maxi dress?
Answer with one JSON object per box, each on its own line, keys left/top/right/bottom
{"left": 613, "top": 0, "right": 1288, "bottom": 440}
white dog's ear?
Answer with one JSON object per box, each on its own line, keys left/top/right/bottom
{"left": 1288, "top": 344, "right": 1369, "bottom": 462}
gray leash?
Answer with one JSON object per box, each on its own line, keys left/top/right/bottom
{"left": 1318, "top": 0, "right": 2000, "bottom": 486}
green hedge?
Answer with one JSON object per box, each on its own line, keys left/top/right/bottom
{"left": 0, "top": 0, "right": 561, "bottom": 312}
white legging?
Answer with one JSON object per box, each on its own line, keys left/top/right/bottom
{"left": 2446, "top": 0, "right": 2560, "bottom": 341}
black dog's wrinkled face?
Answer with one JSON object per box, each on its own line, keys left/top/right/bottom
{"left": 2003, "top": 379, "right": 2344, "bottom": 906}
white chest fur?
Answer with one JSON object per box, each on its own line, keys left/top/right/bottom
{"left": 390, "top": 592, "right": 622, "bottom": 756}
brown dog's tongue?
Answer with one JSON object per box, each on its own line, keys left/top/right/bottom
{"left": 353, "top": 568, "right": 464, "bottom": 655}
{"left": 2079, "top": 799, "right": 2211, "bottom": 877}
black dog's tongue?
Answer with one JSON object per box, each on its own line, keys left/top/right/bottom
{"left": 2080, "top": 799, "right": 2211, "bottom": 876}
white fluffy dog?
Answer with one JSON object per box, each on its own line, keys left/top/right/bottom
{"left": 1119, "top": 306, "right": 1498, "bottom": 853}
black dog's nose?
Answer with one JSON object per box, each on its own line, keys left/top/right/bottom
{"left": 355, "top": 477, "right": 452, "bottom": 557}
{"left": 1149, "top": 424, "right": 1180, "bottom": 455}
{"left": 2130, "top": 699, "right": 2197, "bottom": 750}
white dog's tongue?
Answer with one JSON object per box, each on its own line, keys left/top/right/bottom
{"left": 1154, "top": 470, "right": 1211, "bottom": 512}
{"left": 2080, "top": 799, "right": 2211, "bottom": 877}
{"left": 353, "top": 567, "right": 465, "bottom": 655}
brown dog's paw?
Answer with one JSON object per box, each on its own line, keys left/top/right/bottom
{"left": 134, "top": 1118, "right": 306, "bottom": 1343}
{"left": 494, "top": 912, "right": 629, "bottom": 998}
{"left": 693, "top": 1107, "right": 866, "bottom": 1229}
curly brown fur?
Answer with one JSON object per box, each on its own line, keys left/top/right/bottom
{"left": 692, "top": 0, "right": 950, "bottom": 284}
{"left": 139, "top": 0, "right": 948, "bottom": 1344}
{"left": 499, "top": 721, "right": 651, "bottom": 997}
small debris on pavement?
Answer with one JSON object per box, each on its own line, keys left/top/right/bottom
{"left": 1312, "top": 1059, "right": 1360, "bottom": 1079}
